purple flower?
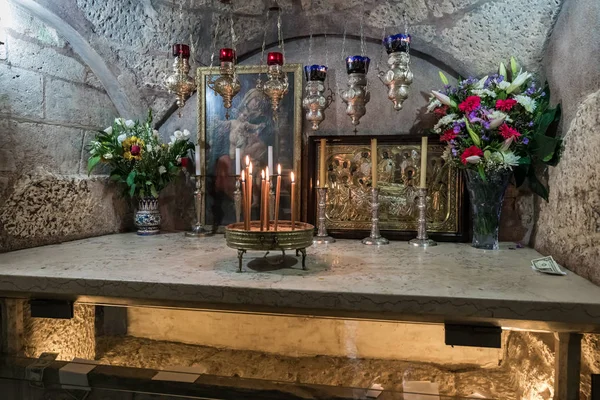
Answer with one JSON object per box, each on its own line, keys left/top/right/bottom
{"left": 528, "top": 121, "right": 535, "bottom": 127}
{"left": 526, "top": 83, "right": 536, "bottom": 95}
{"left": 453, "top": 125, "right": 462, "bottom": 133}
{"left": 523, "top": 137, "right": 530, "bottom": 145}
{"left": 481, "top": 134, "right": 490, "bottom": 141}
{"left": 451, "top": 148, "right": 458, "bottom": 156}
{"left": 481, "top": 120, "right": 491, "bottom": 129}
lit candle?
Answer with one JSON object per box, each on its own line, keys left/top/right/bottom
{"left": 274, "top": 164, "right": 281, "bottom": 231}
{"left": 260, "top": 169, "right": 265, "bottom": 231}
{"left": 265, "top": 166, "right": 270, "bottom": 231}
{"left": 291, "top": 172, "right": 296, "bottom": 230}
{"left": 420, "top": 136, "right": 428, "bottom": 188}
{"left": 248, "top": 163, "right": 253, "bottom": 228}
{"left": 268, "top": 146, "right": 273, "bottom": 176}
{"left": 319, "top": 139, "right": 326, "bottom": 187}
{"left": 371, "top": 138, "right": 377, "bottom": 188}
{"left": 195, "top": 144, "right": 201, "bottom": 176}
{"left": 241, "top": 171, "right": 248, "bottom": 230}
{"left": 235, "top": 148, "right": 241, "bottom": 176}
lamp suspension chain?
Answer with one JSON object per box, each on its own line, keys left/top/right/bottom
{"left": 257, "top": 9, "right": 270, "bottom": 85}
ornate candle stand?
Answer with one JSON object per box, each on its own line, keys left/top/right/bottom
{"left": 233, "top": 178, "right": 242, "bottom": 223}
{"left": 269, "top": 183, "right": 275, "bottom": 220}
{"left": 313, "top": 187, "right": 335, "bottom": 244}
{"left": 185, "top": 175, "right": 213, "bottom": 237}
{"left": 341, "top": 56, "right": 371, "bottom": 130}
{"left": 362, "top": 187, "right": 389, "bottom": 245}
{"left": 409, "top": 188, "right": 437, "bottom": 247}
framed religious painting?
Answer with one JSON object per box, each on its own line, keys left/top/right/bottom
{"left": 305, "top": 135, "right": 469, "bottom": 242}
{"left": 197, "top": 64, "right": 303, "bottom": 232}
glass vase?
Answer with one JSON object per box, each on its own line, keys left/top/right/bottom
{"left": 464, "top": 169, "right": 512, "bottom": 250}
{"left": 134, "top": 197, "right": 161, "bottom": 236}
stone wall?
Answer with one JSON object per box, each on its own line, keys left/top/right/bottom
{"left": 533, "top": 0, "right": 600, "bottom": 284}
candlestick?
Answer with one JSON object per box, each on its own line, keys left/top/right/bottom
{"left": 313, "top": 187, "right": 335, "bottom": 244}
{"left": 241, "top": 171, "right": 248, "bottom": 230}
{"left": 185, "top": 175, "right": 212, "bottom": 237}
{"left": 361, "top": 187, "right": 388, "bottom": 245}
{"left": 274, "top": 164, "right": 281, "bottom": 231}
{"left": 420, "top": 136, "right": 428, "bottom": 188}
{"left": 409, "top": 188, "right": 437, "bottom": 247}
{"left": 268, "top": 146, "right": 273, "bottom": 176}
{"left": 235, "top": 148, "right": 241, "bottom": 176}
{"left": 319, "top": 139, "right": 326, "bottom": 187}
{"left": 291, "top": 172, "right": 296, "bottom": 230}
{"left": 234, "top": 177, "right": 242, "bottom": 224}
{"left": 265, "top": 167, "right": 270, "bottom": 231}
{"left": 260, "top": 169, "right": 265, "bottom": 231}
{"left": 371, "top": 138, "right": 378, "bottom": 188}
{"left": 248, "top": 163, "right": 253, "bottom": 228}
{"left": 195, "top": 145, "right": 201, "bottom": 176}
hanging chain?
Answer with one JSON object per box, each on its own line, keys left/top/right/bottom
{"left": 229, "top": 6, "right": 237, "bottom": 79}
{"left": 257, "top": 9, "right": 270, "bottom": 85}
{"left": 376, "top": 25, "right": 386, "bottom": 74}
{"left": 308, "top": 31, "right": 313, "bottom": 67}
{"left": 341, "top": 20, "right": 347, "bottom": 61}
{"left": 277, "top": 9, "right": 285, "bottom": 57}
{"left": 404, "top": 11, "right": 410, "bottom": 59}
{"left": 359, "top": 1, "right": 366, "bottom": 57}
{"left": 208, "top": 16, "right": 220, "bottom": 75}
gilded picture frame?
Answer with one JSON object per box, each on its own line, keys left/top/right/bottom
{"left": 197, "top": 64, "right": 303, "bottom": 232}
{"left": 305, "top": 135, "right": 468, "bottom": 241}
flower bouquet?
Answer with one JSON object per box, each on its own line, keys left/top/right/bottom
{"left": 88, "top": 110, "right": 194, "bottom": 235}
{"left": 428, "top": 58, "right": 561, "bottom": 249}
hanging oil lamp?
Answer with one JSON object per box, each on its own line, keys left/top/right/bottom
{"left": 261, "top": 51, "right": 289, "bottom": 113}
{"left": 341, "top": 55, "right": 371, "bottom": 129}
{"left": 303, "top": 65, "right": 333, "bottom": 131}
{"left": 380, "top": 33, "right": 413, "bottom": 111}
{"left": 164, "top": 44, "right": 195, "bottom": 115}
{"left": 207, "top": 48, "right": 241, "bottom": 119}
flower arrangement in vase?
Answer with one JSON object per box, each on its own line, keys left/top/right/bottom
{"left": 87, "top": 110, "right": 194, "bottom": 235}
{"left": 428, "top": 57, "right": 562, "bottom": 249}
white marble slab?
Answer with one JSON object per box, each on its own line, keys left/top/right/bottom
{"left": 0, "top": 233, "right": 599, "bottom": 331}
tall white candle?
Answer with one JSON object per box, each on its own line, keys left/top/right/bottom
{"left": 268, "top": 146, "right": 273, "bottom": 176}
{"left": 235, "top": 148, "right": 241, "bottom": 176}
{"left": 195, "top": 144, "right": 201, "bottom": 176}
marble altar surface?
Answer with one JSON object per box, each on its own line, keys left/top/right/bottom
{"left": 0, "top": 233, "right": 599, "bottom": 332}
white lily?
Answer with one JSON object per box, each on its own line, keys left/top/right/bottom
{"left": 153, "top": 129, "right": 160, "bottom": 138}
{"left": 169, "top": 136, "right": 176, "bottom": 145}
{"left": 158, "top": 166, "right": 167, "bottom": 175}
{"left": 499, "top": 62, "right": 507, "bottom": 78}
{"left": 474, "top": 75, "right": 488, "bottom": 89}
{"left": 115, "top": 118, "right": 125, "bottom": 126}
{"left": 506, "top": 69, "right": 532, "bottom": 94}
{"left": 146, "top": 144, "right": 153, "bottom": 152}
{"left": 174, "top": 130, "right": 183, "bottom": 139}
{"left": 488, "top": 111, "right": 507, "bottom": 129}
{"left": 103, "top": 153, "right": 113, "bottom": 160}
{"left": 427, "top": 98, "right": 442, "bottom": 112}
{"left": 465, "top": 156, "right": 481, "bottom": 164}
{"left": 117, "top": 134, "right": 127, "bottom": 144}
{"left": 124, "top": 119, "right": 135, "bottom": 128}
{"left": 500, "top": 137, "right": 514, "bottom": 152}
{"left": 104, "top": 126, "right": 113, "bottom": 134}
{"left": 183, "top": 129, "right": 191, "bottom": 137}
{"left": 497, "top": 81, "right": 510, "bottom": 90}
{"left": 431, "top": 90, "right": 455, "bottom": 107}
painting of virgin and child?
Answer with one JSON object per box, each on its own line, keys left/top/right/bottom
{"left": 200, "top": 66, "right": 301, "bottom": 229}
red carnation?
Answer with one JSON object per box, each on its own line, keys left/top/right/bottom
{"left": 458, "top": 96, "right": 481, "bottom": 113}
{"left": 460, "top": 146, "right": 483, "bottom": 165}
{"left": 440, "top": 129, "right": 457, "bottom": 142}
{"left": 180, "top": 157, "right": 189, "bottom": 167}
{"left": 495, "top": 98, "right": 517, "bottom": 112}
{"left": 434, "top": 105, "right": 449, "bottom": 117}
{"left": 130, "top": 145, "right": 141, "bottom": 156}
{"left": 499, "top": 123, "right": 521, "bottom": 140}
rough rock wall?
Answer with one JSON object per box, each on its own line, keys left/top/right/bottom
{"left": 0, "top": 2, "right": 127, "bottom": 252}
{"left": 533, "top": 0, "right": 600, "bottom": 284}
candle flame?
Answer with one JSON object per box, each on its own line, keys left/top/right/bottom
{"left": 241, "top": 170, "right": 245, "bottom": 181}
{"left": 261, "top": 169, "right": 265, "bottom": 179}
{"left": 277, "top": 164, "right": 281, "bottom": 175}
{"left": 291, "top": 171, "right": 295, "bottom": 182}
{"left": 245, "top": 155, "right": 250, "bottom": 166}
{"left": 249, "top": 162, "right": 253, "bottom": 174}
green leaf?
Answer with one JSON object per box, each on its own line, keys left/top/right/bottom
{"left": 518, "top": 155, "right": 531, "bottom": 165}
{"left": 477, "top": 164, "right": 486, "bottom": 181}
{"left": 510, "top": 57, "right": 518, "bottom": 76}
{"left": 514, "top": 165, "right": 528, "bottom": 187}
{"left": 545, "top": 139, "right": 563, "bottom": 166}
{"left": 150, "top": 184, "right": 158, "bottom": 198}
{"left": 439, "top": 71, "right": 449, "bottom": 85}
{"left": 497, "top": 91, "right": 507, "bottom": 100}
{"left": 87, "top": 155, "right": 102, "bottom": 174}
{"left": 110, "top": 173, "right": 122, "bottom": 182}
{"left": 129, "top": 183, "right": 136, "bottom": 197}
{"left": 532, "top": 133, "right": 560, "bottom": 162}
{"left": 499, "top": 62, "right": 507, "bottom": 78}
{"left": 464, "top": 119, "right": 481, "bottom": 147}
{"left": 528, "top": 168, "right": 549, "bottom": 201}
{"left": 126, "top": 170, "right": 137, "bottom": 186}
{"left": 484, "top": 150, "right": 491, "bottom": 160}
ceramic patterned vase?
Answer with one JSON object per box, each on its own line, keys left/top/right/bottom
{"left": 134, "top": 197, "right": 161, "bottom": 236}
{"left": 464, "top": 169, "right": 512, "bottom": 250}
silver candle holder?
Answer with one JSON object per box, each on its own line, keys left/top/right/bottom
{"left": 185, "top": 175, "right": 212, "bottom": 237}
{"left": 269, "top": 181, "right": 275, "bottom": 220}
{"left": 233, "top": 178, "right": 242, "bottom": 223}
{"left": 313, "top": 187, "right": 335, "bottom": 244}
{"left": 362, "top": 187, "right": 389, "bottom": 245}
{"left": 409, "top": 187, "right": 437, "bottom": 247}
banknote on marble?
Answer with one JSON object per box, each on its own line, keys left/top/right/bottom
{"left": 531, "top": 256, "right": 566, "bottom": 276}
